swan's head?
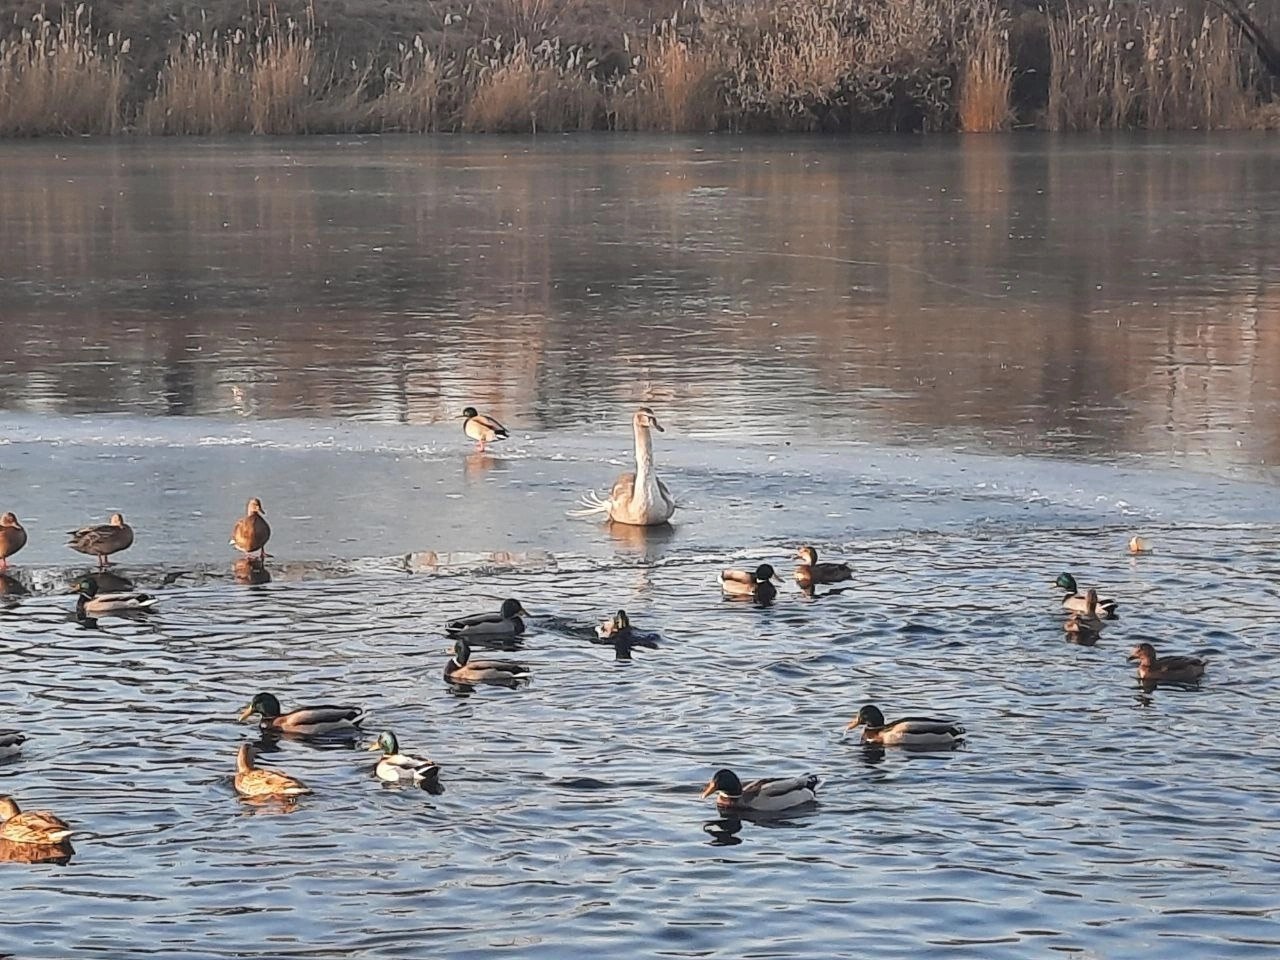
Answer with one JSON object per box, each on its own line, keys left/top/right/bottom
{"left": 635, "top": 407, "right": 664, "bottom": 432}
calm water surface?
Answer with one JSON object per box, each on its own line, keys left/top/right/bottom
{"left": 2, "top": 135, "right": 1279, "bottom": 958}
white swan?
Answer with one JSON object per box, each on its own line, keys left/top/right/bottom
{"left": 572, "top": 407, "right": 676, "bottom": 526}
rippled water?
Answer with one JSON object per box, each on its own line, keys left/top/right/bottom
{"left": 2, "top": 136, "right": 1280, "bottom": 958}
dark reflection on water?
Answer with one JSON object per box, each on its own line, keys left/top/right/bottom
{"left": 2, "top": 136, "right": 1279, "bottom": 469}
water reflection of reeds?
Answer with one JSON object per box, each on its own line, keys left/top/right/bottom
{"left": 3, "top": 137, "right": 1279, "bottom": 468}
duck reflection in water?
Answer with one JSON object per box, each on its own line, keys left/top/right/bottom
{"left": 0, "top": 573, "right": 29, "bottom": 600}
{"left": 607, "top": 520, "right": 676, "bottom": 565}
{"left": 234, "top": 556, "right": 271, "bottom": 585}
{"left": 464, "top": 451, "right": 507, "bottom": 482}
{"left": 703, "top": 817, "right": 743, "bottom": 846}
{"left": 0, "top": 837, "right": 74, "bottom": 865}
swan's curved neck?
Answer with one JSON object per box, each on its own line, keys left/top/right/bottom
{"left": 633, "top": 420, "right": 654, "bottom": 485}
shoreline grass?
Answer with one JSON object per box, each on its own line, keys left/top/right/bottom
{"left": 1, "top": 0, "right": 1276, "bottom": 136}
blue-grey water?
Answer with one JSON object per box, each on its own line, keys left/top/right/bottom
{"left": 2, "top": 135, "right": 1279, "bottom": 958}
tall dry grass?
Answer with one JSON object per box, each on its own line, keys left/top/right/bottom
{"left": 0, "top": 5, "right": 124, "bottom": 136}
{"left": 1, "top": 0, "right": 1275, "bottom": 136}
{"left": 613, "top": 21, "right": 722, "bottom": 131}
{"left": 1047, "top": 1, "right": 1255, "bottom": 131}
{"left": 958, "top": 0, "right": 1014, "bottom": 132}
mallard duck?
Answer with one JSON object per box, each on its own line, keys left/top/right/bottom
{"left": 67, "top": 575, "right": 158, "bottom": 615}
{"left": 67, "top": 513, "right": 134, "bottom": 567}
{"left": 572, "top": 407, "right": 676, "bottom": 526}
{"left": 444, "top": 640, "right": 530, "bottom": 685}
{"left": 367, "top": 731, "right": 440, "bottom": 786}
{"left": 845, "top": 704, "right": 965, "bottom": 748}
{"left": 0, "top": 795, "right": 73, "bottom": 844}
{"left": 1127, "top": 642, "right": 1206, "bottom": 684}
{"left": 231, "top": 497, "right": 270, "bottom": 558}
{"left": 593, "top": 610, "right": 660, "bottom": 659}
{"left": 793, "top": 546, "right": 852, "bottom": 586}
{"left": 0, "top": 730, "right": 26, "bottom": 760}
{"left": 234, "top": 743, "right": 310, "bottom": 798}
{"left": 238, "top": 692, "right": 367, "bottom": 736}
{"left": 446, "top": 598, "right": 527, "bottom": 640}
{"left": 700, "top": 769, "right": 819, "bottom": 813}
{"left": 720, "top": 564, "right": 780, "bottom": 605}
{"left": 0, "top": 513, "right": 27, "bottom": 570}
{"left": 1055, "top": 574, "right": 1118, "bottom": 618}
{"left": 1064, "top": 613, "right": 1101, "bottom": 644}
{"left": 461, "top": 407, "right": 509, "bottom": 452}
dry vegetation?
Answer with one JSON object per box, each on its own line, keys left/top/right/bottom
{"left": 0, "top": 0, "right": 1276, "bottom": 135}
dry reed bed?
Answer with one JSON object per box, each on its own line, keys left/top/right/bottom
{"left": 0, "top": 0, "right": 1275, "bottom": 136}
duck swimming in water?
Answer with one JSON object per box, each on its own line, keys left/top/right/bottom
{"left": 238, "top": 692, "right": 367, "bottom": 737}
{"left": 234, "top": 744, "right": 310, "bottom": 799}
{"left": 572, "top": 407, "right": 676, "bottom": 526}
{"left": 1055, "top": 573, "right": 1118, "bottom": 618}
{"left": 67, "top": 513, "right": 134, "bottom": 567}
{"left": 0, "top": 795, "right": 73, "bottom": 845}
{"left": 67, "top": 576, "right": 158, "bottom": 616}
{"left": 446, "top": 598, "right": 527, "bottom": 641}
{"left": 700, "top": 769, "right": 819, "bottom": 813}
{"left": 1127, "top": 642, "right": 1206, "bottom": 685}
{"left": 720, "top": 564, "right": 780, "bottom": 606}
{"left": 444, "top": 640, "right": 530, "bottom": 686}
{"left": 845, "top": 704, "right": 965, "bottom": 749}
{"left": 793, "top": 546, "right": 852, "bottom": 587}
{"left": 461, "top": 407, "right": 509, "bottom": 453}
{"left": 367, "top": 731, "right": 441, "bottom": 787}
{"left": 592, "top": 610, "right": 660, "bottom": 660}
{"left": 0, "top": 730, "right": 26, "bottom": 760}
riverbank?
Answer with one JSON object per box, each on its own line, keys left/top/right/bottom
{"left": 1, "top": 0, "right": 1278, "bottom": 136}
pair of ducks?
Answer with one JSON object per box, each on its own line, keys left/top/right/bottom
{"left": 720, "top": 546, "right": 853, "bottom": 604}
{"left": 1057, "top": 573, "right": 1207, "bottom": 684}
{"left": 2, "top": 731, "right": 71, "bottom": 846}
{"left": 700, "top": 704, "right": 966, "bottom": 813}
{"left": 234, "top": 693, "right": 438, "bottom": 796}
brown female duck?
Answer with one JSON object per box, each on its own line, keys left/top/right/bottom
{"left": 231, "top": 497, "right": 271, "bottom": 558}
{"left": 67, "top": 513, "right": 133, "bottom": 567}
{"left": 0, "top": 513, "right": 27, "bottom": 570}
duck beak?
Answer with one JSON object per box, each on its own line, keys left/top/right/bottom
{"left": 845, "top": 717, "right": 862, "bottom": 732}
{"left": 365, "top": 742, "right": 381, "bottom": 752}
{"left": 699, "top": 780, "right": 716, "bottom": 800}
{"left": 237, "top": 705, "right": 255, "bottom": 722}
{"left": 1125, "top": 653, "right": 1137, "bottom": 663}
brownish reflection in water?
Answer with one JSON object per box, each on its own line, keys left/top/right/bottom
{"left": 2, "top": 136, "right": 1278, "bottom": 468}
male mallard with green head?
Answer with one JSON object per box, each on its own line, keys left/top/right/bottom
{"left": 1055, "top": 573, "right": 1118, "bottom": 618}
{"left": 231, "top": 497, "right": 271, "bottom": 559}
{"left": 446, "top": 598, "right": 528, "bottom": 641}
{"left": 67, "top": 575, "right": 158, "bottom": 615}
{"left": 67, "top": 513, "right": 134, "bottom": 567}
{"left": 845, "top": 704, "right": 965, "bottom": 748}
{"left": 700, "top": 769, "right": 819, "bottom": 813}
{"left": 238, "top": 692, "right": 367, "bottom": 736}
{"left": 0, "top": 513, "right": 27, "bottom": 570}
{"left": 367, "top": 731, "right": 441, "bottom": 787}
{"left": 461, "top": 407, "right": 509, "bottom": 452}
{"left": 720, "top": 563, "right": 780, "bottom": 606}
